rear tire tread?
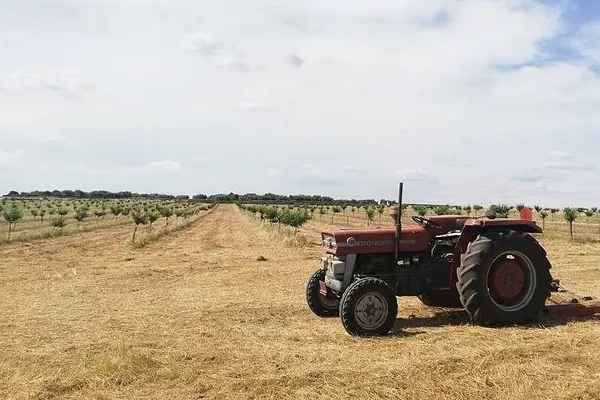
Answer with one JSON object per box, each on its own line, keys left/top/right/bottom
{"left": 456, "top": 229, "right": 551, "bottom": 326}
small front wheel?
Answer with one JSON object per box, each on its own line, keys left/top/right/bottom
{"left": 339, "top": 277, "right": 398, "bottom": 336}
{"left": 306, "top": 268, "right": 340, "bottom": 317}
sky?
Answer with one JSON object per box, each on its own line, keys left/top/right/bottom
{"left": 1, "top": 0, "right": 600, "bottom": 207}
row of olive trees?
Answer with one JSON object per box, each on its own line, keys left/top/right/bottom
{"left": 411, "top": 204, "right": 484, "bottom": 217}
{"left": 2, "top": 203, "right": 73, "bottom": 241}
{"left": 238, "top": 204, "right": 312, "bottom": 234}
{"left": 130, "top": 203, "right": 214, "bottom": 243}
{"left": 0, "top": 199, "right": 127, "bottom": 241}
{"left": 506, "top": 204, "right": 598, "bottom": 239}
{"left": 412, "top": 203, "right": 597, "bottom": 239}
{"left": 1, "top": 198, "right": 214, "bottom": 243}
{"left": 276, "top": 201, "right": 599, "bottom": 239}
{"left": 0, "top": 197, "right": 193, "bottom": 221}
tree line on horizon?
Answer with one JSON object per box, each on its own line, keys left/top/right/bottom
{"left": 3, "top": 189, "right": 381, "bottom": 205}
{"left": 3, "top": 190, "right": 597, "bottom": 214}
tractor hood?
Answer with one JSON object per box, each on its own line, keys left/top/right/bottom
{"left": 320, "top": 214, "right": 542, "bottom": 256}
{"left": 321, "top": 225, "right": 431, "bottom": 256}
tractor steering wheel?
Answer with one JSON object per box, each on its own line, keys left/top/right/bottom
{"left": 412, "top": 215, "right": 443, "bottom": 230}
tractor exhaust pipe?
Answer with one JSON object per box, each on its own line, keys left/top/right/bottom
{"left": 394, "top": 182, "right": 403, "bottom": 264}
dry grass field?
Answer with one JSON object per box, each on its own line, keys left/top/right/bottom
{"left": 2, "top": 203, "right": 600, "bottom": 399}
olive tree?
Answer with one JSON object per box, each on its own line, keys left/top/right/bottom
{"left": 539, "top": 210, "right": 548, "bottom": 230}
{"left": 3, "top": 204, "right": 23, "bottom": 241}
{"left": 563, "top": 207, "right": 578, "bottom": 239}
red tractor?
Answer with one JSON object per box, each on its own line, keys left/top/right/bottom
{"left": 306, "top": 183, "right": 600, "bottom": 336}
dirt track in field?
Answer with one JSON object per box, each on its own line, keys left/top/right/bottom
{"left": 2, "top": 204, "right": 600, "bottom": 399}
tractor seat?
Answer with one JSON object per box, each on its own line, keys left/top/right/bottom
{"left": 455, "top": 218, "right": 467, "bottom": 230}
{"left": 434, "top": 218, "right": 468, "bottom": 240}
{"left": 435, "top": 231, "right": 462, "bottom": 240}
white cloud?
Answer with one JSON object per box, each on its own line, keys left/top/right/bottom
{"left": 512, "top": 169, "right": 564, "bottom": 183}
{"left": 343, "top": 165, "right": 367, "bottom": 174}
{"left": 286, "top": 53, "right": 304, "bottom": 68}
{"left": 238, "top": 101, "right": 273, "bottom": 111}
{"left": 266, "top": 163, "right": 361, "bottom": 191}
{"left": 180, "top": 31, "right": 264, "bottom": 72}
{"left": 544, "top": 160, "right": 594, "bottom": 170}
{"left": 1, "top": 69, "right": 98, "bottom": 99}
{"left": 132, "top": 160, "right": 184, "bottom": 173}
{"left": 547, "top": 150, "right": 572, "bottom": 159}
{"left": 543, "top": 150, "right": 594, "bottom": 170}
{"left": 396, "top": 168, "right": 438, "bottom": 184}
{"left": 180, "top": 32, "right": 224, "bottom": 57}
{"left": 1, "top": 0, "right": 600, "bottom": 207}
{"left": 570, "top": 21, "right": 600, "bottom": 64}
{"left": 0, "top": 148, "right": 26, "bottom": 167}
{"left": 266, "top": 168, "right": 286, "bottom": 178}
{"left": 33, "top": 135, "right": 69, "bottom": 143}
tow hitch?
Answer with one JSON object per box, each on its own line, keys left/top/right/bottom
{"left": 544, "top": 279, "right": 600, "bottom": 318}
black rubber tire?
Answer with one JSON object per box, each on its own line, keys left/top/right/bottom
{"left": 456, "top": 229, "right": 551, "bottom": 326}
{"left": 306, "top": 268, "right": 339, "bottom": 317}
{"left": 418, "top": 289, "right": 462, "bottom": 308}
{"left": 339, "top": 277, "right": 398, "bottom": 337}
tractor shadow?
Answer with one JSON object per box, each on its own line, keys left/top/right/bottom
{"left": 388, "top": 308, "right": 470, "bottom": 336}
{"left": 388, "top": 307, "right": 600, "bottom": 336}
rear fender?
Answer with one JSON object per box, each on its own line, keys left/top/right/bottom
{"left": 449, "top": 220, "right": 543, "bottom": 287}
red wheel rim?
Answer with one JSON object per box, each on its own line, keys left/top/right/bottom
{"left": 488, "top": 258, "right": 526, "bottom": 301}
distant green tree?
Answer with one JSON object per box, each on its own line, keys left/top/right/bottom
{"left": 487, "top": 204, "right": 511, "bottom": 218}
{"left": 110, "top": 204, "right": 123, "bottom": 219}
{"left": 159, "top": 206, "right": 173, "bottom": 225}
{"left": 147, "top": 211, "right": 159, "bottom": 228}
{"left": 413, "top": 205, "right": 428, "bottom": 217}
{"left": 3, "top": 204, "right": 23, "bottom": 241}
{"left": 74, "top": 208, "right": 88, "bottom": 224}
{"left": 563, "top": 207, "right": 578, "bottom": 238}
{"left": 452, "top": 207, "right": 463, "bottom": 215}
{"left": 52, "top": 215, "right": 67, "bottom": 231}
{"left": 539, "top": 210, "right": 548, "bottom": 230}
{"left": 365, "top": 207, "right": 375, "bottom": 226}
{"left": 278, "top": 209, "right": 311, "bottom": 235}
{"left": 331, "top": 206, "right": 342, "bottom": 222}
{"left": 434, "top": 205, "right": 451, "bottom": 215}
{"left": 319, "top": 207, "right": 326, "bottom": 219}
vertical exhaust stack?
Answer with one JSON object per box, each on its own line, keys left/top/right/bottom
{"left": 394, "top": 182, "right": 403, "bottom": 264}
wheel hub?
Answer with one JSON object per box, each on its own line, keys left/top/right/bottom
{"left": 354, "top": 293, "right": 388, "bottom": 330}
{"left": 486, "top": 250, "right": 538, "bottom": 312}
{"left": 490, "top": 260, "right": 525, "bottom": 300}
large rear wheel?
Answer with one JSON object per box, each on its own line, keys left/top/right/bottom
{"left": 456, "top": 230, "right": 551, "bottom": 326}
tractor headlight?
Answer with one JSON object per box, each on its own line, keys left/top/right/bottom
{"left": 322, "top": 235, "right": 336, "bottom": 249}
